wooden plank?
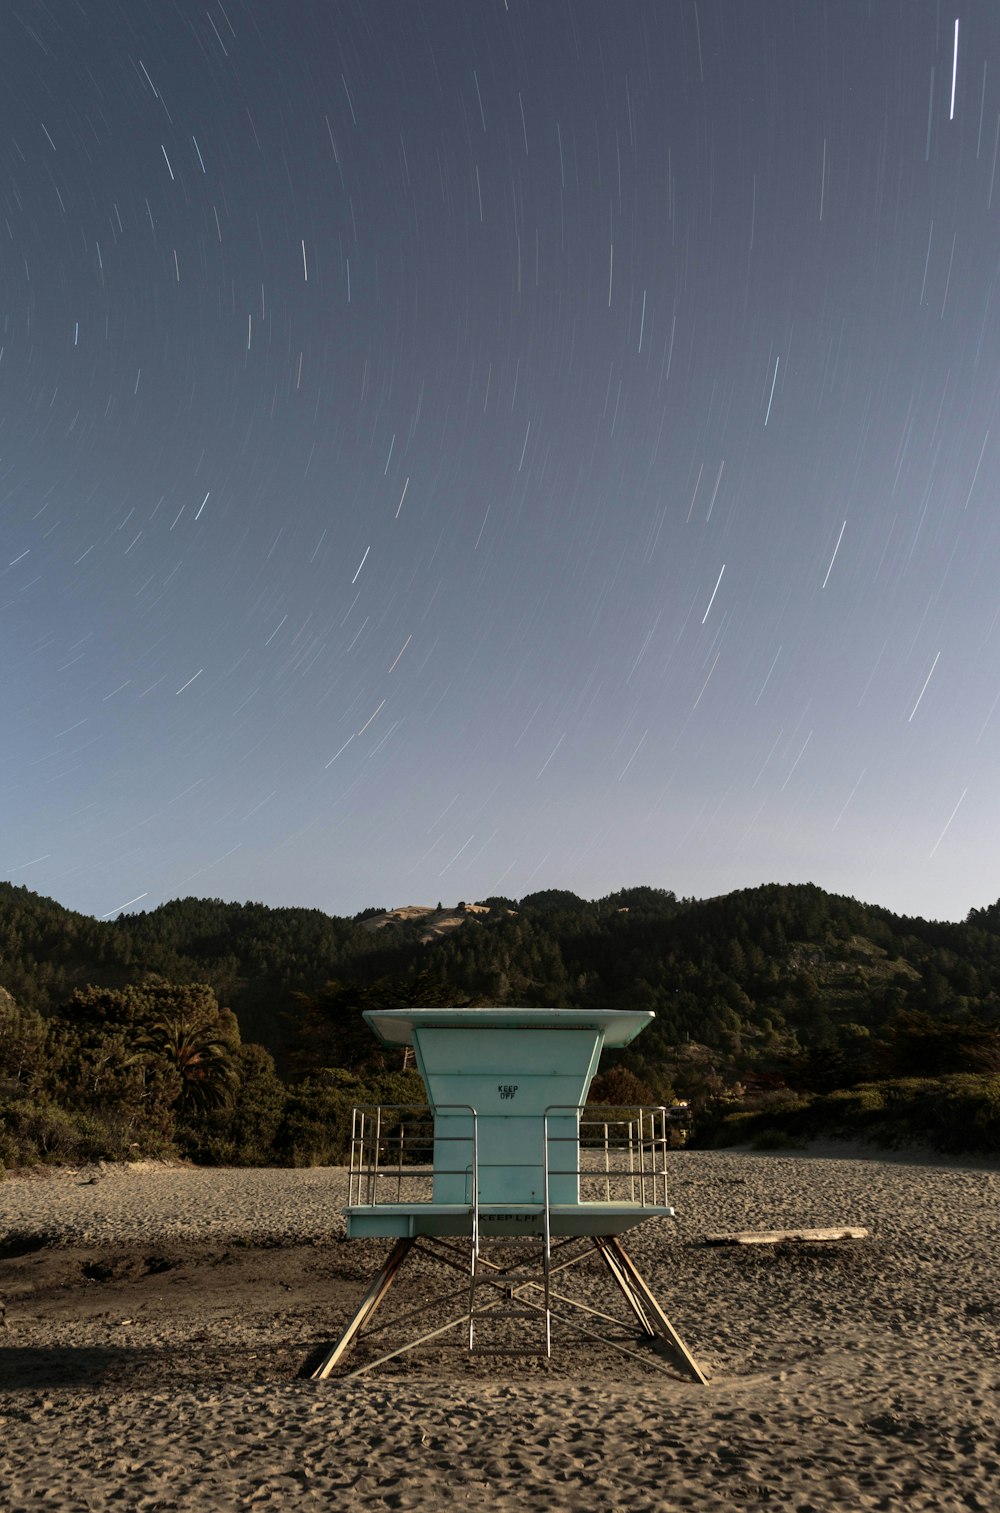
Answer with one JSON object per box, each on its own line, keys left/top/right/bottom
{"left": 311, "top": 1235, "right": 416, "bottom": 1379}
{"left": 593, "top": 1234, "right": 709, "bottom": 1384}
{"left": 702, "top": 1226, "right": 868, "bottom": 1246}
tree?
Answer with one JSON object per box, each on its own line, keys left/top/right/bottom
{"left": 0, "top": 990, "right": 47, "bottom": 1091}
{"left": 53, "top": 979, "right": 238, "bottom": 1139}
{"left": 43, "top": 1017, "right": 181, "bottom": 1153}
{"left": 179, "top": 1042, "right": 286, "bottom": 1164}
{"left": 141, "top": 1014, "right": 237, "bottom": 1114}
{"left": 290, "top": 969, "right": 472, "bottom": 1078}
{"left": 587, "top": 1064, "right": 659, "bottom": 1107}
{"left": 876, "top": 1011, "right": 1000, "bottom": 1078}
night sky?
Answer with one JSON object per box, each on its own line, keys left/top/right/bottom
{"left": 3, "top": 2, "right": 1000, "bottom": 925}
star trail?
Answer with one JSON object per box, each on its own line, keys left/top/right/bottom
{"left": 3, "top": 2, "right": 1000, "bottom": 924}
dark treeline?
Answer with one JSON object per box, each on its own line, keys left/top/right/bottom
{"left": 2, "top": 880, "right": 1000, "bottom": 1169}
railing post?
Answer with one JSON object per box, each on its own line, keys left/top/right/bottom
{"left": 467, "top": 1107, "right": 479, "bottom": 1350}
{"left": 370, "top": 1101, "right": 378, "bottom": 1204}
{"left": 542, "top": 1110, "right": 553, "bottom": 1351}
{"left": 639, "top": 1109, "right": 649, "bottom": 1204}
{"left": 349, "top": 1107, "right": 355, "bottom": 1206}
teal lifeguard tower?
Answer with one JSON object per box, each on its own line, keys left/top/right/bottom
{"left": 312, "top": 1007, "right": 705, "bottom": 1381}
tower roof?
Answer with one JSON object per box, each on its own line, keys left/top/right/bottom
{"left": 363, "top": 1006, "right": 653, "bottom": 1048}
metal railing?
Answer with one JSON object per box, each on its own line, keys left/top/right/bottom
{"left": 347, "top": 1104, "right": 477, "bottom": 1209}
{"left": 347, "top": 1102, "right": 671, "bottom": 1213}
{"left": 543, "top": 1105, "right": 671, "bottom": 1209}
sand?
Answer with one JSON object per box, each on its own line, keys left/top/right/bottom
{"left": 1, "top": 1148, "right": 998, "bottom": 1510}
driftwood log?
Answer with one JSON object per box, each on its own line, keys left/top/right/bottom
{"left": 702, "top": 1227, "right": 868, "bottom": 1246}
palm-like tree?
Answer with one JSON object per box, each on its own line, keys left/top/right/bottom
{"left": 142, "top": 1015, "right": 237, "bottom": 1114}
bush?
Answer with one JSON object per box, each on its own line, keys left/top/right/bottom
{"left": 750, "top": 1128, "right": 806, "bottom": 1151}
{"left": 698, "top": 1075, "right": 1000, "bottom": 1155}
{"left": 2, "top": 1097, "right": 86, "bottom": 1163}
{"left": 273, "top": 1067, "right": 427, "bottom": 1167}
{"left": 0, "top": 1125, "right": 22, "bottom": 1171}
{"left": 824, "top": 1087, "right": 886, "bottom": 1114}
{"left": 274, "top": 1078, "right": 356, "bottom": 1166}
{"left": 706, "top": 1111, "right": 761, "bottom": 1147}
{"left": 0, "top": 1092, "right": 175, "bottom": 1168}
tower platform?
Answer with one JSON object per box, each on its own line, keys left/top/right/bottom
{"left": 344, "top": 1200, "right": 674, "bottom": 1239}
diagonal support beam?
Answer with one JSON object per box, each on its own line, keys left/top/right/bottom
{"left": 311, "top": 1236, "right": 416, "bottom": 1379}
{"left": 594, "top": 1234, "right": 656, "bottom": 1335}
{"left": 310, "top": 1232, "right": 708, "bottom": 1384}
{"left": 593, "top": 1234, "right": 708, "bottom": 1384}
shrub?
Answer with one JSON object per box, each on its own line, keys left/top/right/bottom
{"left": 750, "top": 1128, "right": 806, "bottom": 1151}
{"left": 272, "top": 1067, "right": 427, "bottom": 1167}
{"left": 0, "top": 1092, "right": 175, "bottom": 1168}
{"left": 697, "top": 1075, "right": 1000, "bottom": 1155}
{"left": 824, "top": 1087, "right": 886, "bottom": 1115}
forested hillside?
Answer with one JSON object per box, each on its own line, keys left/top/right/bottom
{"left": 2, "top": 879, "right": 1000, "bottom": 1168}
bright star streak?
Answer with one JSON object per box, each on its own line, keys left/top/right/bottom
{"left": 929, "top": 785, "right": 967, "bottom": 857}
{"left": 822, "top": 520, "right": 847, "bottom": 588}
{"left": 99, "top": 892, "right": 149, "bottom": 919}
{"left": 764, "top": 355, "right": 779, "bottom": 426}
{"left": 950, "top": 19, "right": 959, "bottom": 120}
{"left": 701, "top": 565, "right": 725, "bottom": 623}
{"left": 908, "top": 652, "right": 941, "bottom": 722}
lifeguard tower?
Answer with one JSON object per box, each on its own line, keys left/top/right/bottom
{"left": 311, "top": 1007, "right": 705, "bottom": 1381}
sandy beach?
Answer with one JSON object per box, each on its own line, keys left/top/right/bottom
{"left": 1, "top": 1148, "right": 998, "bottom": 1510}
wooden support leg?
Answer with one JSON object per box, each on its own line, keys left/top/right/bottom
{"left": 311, "top": 1236, "right": 416, "bottom": 1380}
{"left": 593, "top": 1234, "right": 708, "bottom": 1384}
